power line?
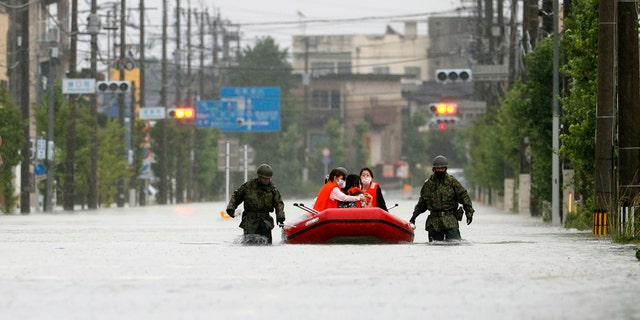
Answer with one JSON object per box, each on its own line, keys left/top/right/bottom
{"left": 232, "top": 10, "right": 462, "bottom": 27}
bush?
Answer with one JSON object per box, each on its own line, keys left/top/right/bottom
{"left": 564, "top": 196, "right": 593, "bottom": 230}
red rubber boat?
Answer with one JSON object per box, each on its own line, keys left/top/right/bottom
{"left": 282, "top": 205, "right": 414, "bottom": 244}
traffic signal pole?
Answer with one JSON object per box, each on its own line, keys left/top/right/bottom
{"left": 45, "top": 49, "right": 57, "bottom": 212}
{"left": 89, "top": 0, "right": 99, "bottom": 210}
{"left": 117, "top": 0, "right": 126, "bottom": 208}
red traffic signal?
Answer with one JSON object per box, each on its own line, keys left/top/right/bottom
{"left": 169, "top": 106, "right": 195, "bottom": 120}
{"left": 434, "top": 117, "right": 457, "bottom": 130}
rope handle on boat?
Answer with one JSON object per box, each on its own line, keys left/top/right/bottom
{"left": 293, "top": 203, "right": 320, "bottom": 215}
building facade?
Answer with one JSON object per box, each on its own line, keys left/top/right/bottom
{"left": 291, "top": 74, "right": 403, "bottom": 172}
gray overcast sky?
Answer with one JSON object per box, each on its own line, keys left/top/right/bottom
{"left": 82, "top": 1, "right": 466, "bottom": 69}
{"left": 145, "top": 0, "right": 466, "bottom": 50}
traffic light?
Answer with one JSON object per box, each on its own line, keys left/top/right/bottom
{"left": 429, "top": 102, "right": 457, "bottom": 116}
{"left": 435, "top": 69, "right": 472, "bottom": 84}
{"left": 434, "top": 117, "right": 457, "bottom": 130}
{"left": 428, "top": 102, "right": 458, "bottom": 130}
{"left": 96, "top": 81, "right": 130, "bottom": 93}
{"left": 169, "top": 106, "right": 195, "bottom": 121}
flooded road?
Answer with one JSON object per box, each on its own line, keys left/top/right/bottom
{"left": 0, "top": 198, "right": 638, "bottom": 319}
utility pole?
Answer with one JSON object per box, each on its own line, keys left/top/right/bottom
{"left": 551, "top": 0, "right": 561, "bottom": 225}
{"left": 45, "top": 47, "right": 57, "bottom": 212}
{"left": 117, "top": 0, "right": 126, "bottom": 207}
{"left": 507, "top": 0, "right": 518, "bottom": 85}
{"left": 212, "top": 12, "right": 220, "bottom": 100}
{"left": 193, "top": 9, "right": 206, "bottom": 202}
{"left": 617, "top": 0, "right": 640, "bottom": 229}
{"left": 199, "top": 10, "right": 206, "bottom": 101}
{"left": 138, "top": 0, "right": 146, "bottom": 206}
{"left": 19, "top": 0, "right": 30, "bottom": 214}
{"left": 594, "top": 0, "right": 616, "bottom": 221}
{"left": 89, "top": 0, "right": 99, "bottom": 210}
{"left": 159, "top": 0, "right": 169, "bottom": 205}
{"left": 175, "top": 0, "right": 184, "bottom": 204}
{"left": 63, "top": 0, "right": 79, "bottom": 211}
{"left": 186, "top": 6, "right": 194, "bottom": 202}
{"left": 129, "top": 83, "right": 137, "bottom": 207}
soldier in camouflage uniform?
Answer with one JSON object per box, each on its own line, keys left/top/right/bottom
{"left": 409, "top": 155, "right": 474, "bottom": 242}
{"left": 226, "top": 164, "right": 285, "bottom": 244}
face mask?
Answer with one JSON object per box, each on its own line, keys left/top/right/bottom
{"left": 337, "top": 179, "right": 346, "bottom": 188}
{"left": 259, "top": 178, "right": 270, "bottom": 186}
{"left": 362, "top": 177, "right": 372, "bottom": 184}
{"left": 434, "top": 171, "right": 446, "bottom": 179}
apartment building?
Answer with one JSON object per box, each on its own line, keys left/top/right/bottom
{"left": 290, "top": 22, "right": 428, "bottom": 175}
{"left": 292, "top": 73, "right": 403, "bottom": 166}
{"left": 292, "top": 21, "right": 429, "bottom": 85}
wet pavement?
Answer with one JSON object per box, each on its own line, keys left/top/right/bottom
{"left": 0, "top": 199, "right": 638, "bottom": 319}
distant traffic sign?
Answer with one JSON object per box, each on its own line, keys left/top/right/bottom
{"left": 196, "top": 87, "right": 281, "bottom": 132}
{"left": 139, "top": 107, "right": 166, "bottom": 120}
{"left": 34, "top": 163, "right": 46, "bottom": 176}
{"left": 62, "top": 79, "right": 96, "bottom": 94}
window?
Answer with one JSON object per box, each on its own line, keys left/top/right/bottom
{"left": 372, "top": 66, "right": 390, "bottom": 75}
{"left": 311, "top": 62, "right": 334, "bottom": 76}
{"left": 404, "top": 66, "right": 421, "bottom": 78}
{"left": 311, "top": 90, "right": 341, "bottom": 110}
{"left": 337, "top": 62, "right": 352, "bottom": 74}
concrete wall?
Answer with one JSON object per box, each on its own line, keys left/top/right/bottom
{"left": 519, "top": 174, "right": 531, "bottom": 215}
{"left": 504, "top": 178, "right": 515, "bottom": 213}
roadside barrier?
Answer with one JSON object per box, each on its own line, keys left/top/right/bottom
{"left": 593, "top": 211, "right": 608, "bottom": 236}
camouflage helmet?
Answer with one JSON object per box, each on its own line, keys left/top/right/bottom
{"left": 257, "top": 164, "right": 273, "bottom": 178}
{"left": 432, "top": 155, "right": 448, "bottom": 168}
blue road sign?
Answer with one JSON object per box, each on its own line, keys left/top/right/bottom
{"left": 196, "top": 87, "right": 281, "bottom": 132}
{"left": 34, "top": 163, "right": 46, "bottom": 176}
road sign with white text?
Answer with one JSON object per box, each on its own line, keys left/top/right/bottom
{"left": 196, "top": 87, "right": 281, "bottom": 132}
{"left": 62, "top": 78, "right": 96, "bottom": 94}
{"left": 139, "top": 107, "right": 166, "bottom": 120}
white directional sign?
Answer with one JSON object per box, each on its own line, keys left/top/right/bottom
{"left": 62, "top": 78, "right": 96, "bottom": 94}
{"left": 139, "top": 107, "right": 166, "bottom": 120}
{"left": 36, "top": 139, "right": 46, "bottom": 160}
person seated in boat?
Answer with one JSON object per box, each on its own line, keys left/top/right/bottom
{"left": 314, "top": 169, "right": 367, "bottom": 212}
{"left": 338, "top": 174, "right": 372, "bottom": 208}
{"left": 360, "top": 167, "right": 389, "bottom": 212}
{"left": 324, "top": 166, "right": 348, "bottom": 184}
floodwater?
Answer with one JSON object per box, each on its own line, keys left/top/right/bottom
{"left": 0, "top": 197, "right": 638, "bottom": 320}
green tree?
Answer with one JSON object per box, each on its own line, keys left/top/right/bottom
{"left": 403, "top": 110, "right": 432, "bottom": 185}
{"left": 97, "top": 120, "right": 127, "bottom": 207}
{"left": 352, "top": 120, "right": 370, "bottom": 170}
{"left": 560, "top": 0, "right": 599, "bottom": 228}
{"left": 34, "top": 85, "right": 96, "bottom": 208}
{"left": 0, "top": 87, "right": 26, "bottom": 213}
{"left": 522, "top": 39, "right": 554, "bottom": 207}
{"left": 560, "top": 0, "right": 598, "bottom": 202}
{"left": 324, "top": 118, "right": 347, "bottom": 171}
{"left": 465, "top": 39, "right": 556, "bottom": 214}
{"left": 192, "top": 128, "right": 223, "bottom": 200}
{"left": 465, "top": 112, "right": 505, "bottom": 196}
{"left": 225, "top": 37, "right": 304, "bottom": 195}
{"left": 271, "top": 123, "right": 304, "bottom": 195}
